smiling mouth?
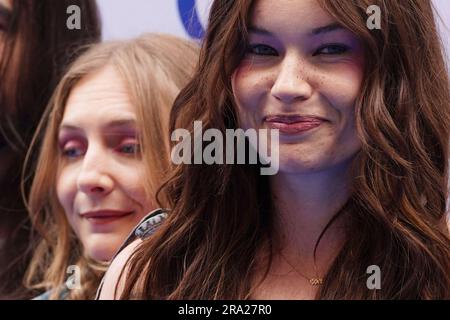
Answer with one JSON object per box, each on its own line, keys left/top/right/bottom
{"left": 80, "top": 210, "right": 135, "bottom": 224}
{"left": 264, "top": 115, "right": 327, "bottom": 134}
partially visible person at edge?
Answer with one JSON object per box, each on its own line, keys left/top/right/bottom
{"left": 0, "top": 0, "right": 101, "bottom": 299}
{"left": 99, "top": 0, "right": 450, "bottom": 300}
{"left": 23, "top": 34, "right": 199, "bottom": 300}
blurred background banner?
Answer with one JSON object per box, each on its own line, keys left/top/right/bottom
{"left": 98, "top": 0, "right": 211, "bottom": 41}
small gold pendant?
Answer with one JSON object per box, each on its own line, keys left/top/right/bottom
{"left": 309, "top": 278, "right": 323, "bottom": 286}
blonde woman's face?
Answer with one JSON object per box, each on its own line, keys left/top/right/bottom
{"left": 232, "top": 0, "right": 365, "bottom": 174}
{"left": 56, "top": 65, "right": 153, "bottom": 262}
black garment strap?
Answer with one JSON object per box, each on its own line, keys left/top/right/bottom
{"left": 112, "top": 208, "right": 169, "bottom": 260}
{"left": 94, "top": 208, "right": 169, "bottom": 299}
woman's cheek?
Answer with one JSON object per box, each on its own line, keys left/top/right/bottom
{"left": 56, "top": 167, "right": 76, "bottom": 215}
{"left": 119, "top": 164, "right": 149, "bottom": 207}
{"left": 320, "top": 65, "right": 363, "bottom": 110}
{"left": 232, "top": 66, "right": 269, "bottom": 129}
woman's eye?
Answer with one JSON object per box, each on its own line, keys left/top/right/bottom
{"left": 247, "top": 44, "right": 278, "bottom": 56}
{"left": 62, "top": 147, "right": 84, "bottom": 158}
{"left": 118, "top": 143, "right": 140, "bottom": 155}
{"left": 59, "top": 139, "right": 85, "bottom": 159}
{"left": 314, "top": 44, "right": 349, "bottom": 56}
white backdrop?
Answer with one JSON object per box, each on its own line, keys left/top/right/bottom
{"left": 97, "top": 0, "right": 212, "bottom": 40}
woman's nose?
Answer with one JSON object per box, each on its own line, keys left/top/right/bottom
{"left": 270, "top": 54, "right": 313, "bottom": 104}
{"left": 76, "top": 149, "right": 114, "bottom": 196}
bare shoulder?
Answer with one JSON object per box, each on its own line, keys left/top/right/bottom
{"left": 98, "top": 239, "right": 143, "bottom": 300}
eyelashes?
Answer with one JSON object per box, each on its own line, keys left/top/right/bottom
{"left": 59, "top": 139, "right": 141, "bottom": 159}
{"left": 247, "top": 44, "right": 278, "bottom": 56}
{"left": 246, "top": 43, "right": 350, "bottom": 57}
{"left": 60, "top": 140, "right": 86, "bottom": 159}
{"left": 116, "top": 142, "right": 141, "bottom": 155}
{"left": 62, "top": 146, "right": 84, "bottom": 158}
{"left": 313, "top": 44, "right": 350, "bottom": 56}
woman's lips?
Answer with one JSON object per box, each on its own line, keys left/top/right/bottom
{"left": 81, "top": 210, "right": 134, "bottom": 224}
{"left": 264, "top": 115, "right": 326, "bottom": 134}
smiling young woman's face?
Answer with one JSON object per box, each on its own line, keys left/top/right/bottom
{"left": 232, "top": 0, "right": 365, "bottom": 174}
{"left": 56, "top": 65, "right": 153, "bottom": 261}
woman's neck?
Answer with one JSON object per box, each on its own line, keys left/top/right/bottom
{"left": 269, "top": 163, "right": 353, "bottom": 275}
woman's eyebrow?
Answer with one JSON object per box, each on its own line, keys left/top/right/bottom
{"left": 102, "top": 119, "right": 137, "bottom": 129}
{"left": 59, "top": 119, "right": 136, "bottom": 130}
{"left": 248, "top": 25, "right": 274, "bottom": 36}
{"left": 248, "top": 22, "right": 345, "bottom": 38}
{"left": 310, "top": 23, "right": 344, "bottom": 36}
{"left": 102, "top": 120, "right": 138, "bottom": 136}
{"left": 58, "top": 124, "right": 82, "bottom": 132}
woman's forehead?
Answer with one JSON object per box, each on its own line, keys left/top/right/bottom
{"left": 249, "top": 0, "right": 336, "bottom": 32}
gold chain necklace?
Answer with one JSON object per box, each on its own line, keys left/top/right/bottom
{"left": 279, "top": 252, "right": 324, "bottom": 286}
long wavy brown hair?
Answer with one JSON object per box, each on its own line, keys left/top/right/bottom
{"left": 121, "top": 0, "right": 450, "bottom": 299}
{"left": 23, "top": 34, "right": 199, "bottom": 299}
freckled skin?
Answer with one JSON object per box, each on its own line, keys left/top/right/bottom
{"left": 232, "top": 0, "right": 365, "bottom": 174}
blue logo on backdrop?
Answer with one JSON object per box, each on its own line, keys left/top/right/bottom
{"left": 177, "top": 0, "right": 205, "bottom": 39}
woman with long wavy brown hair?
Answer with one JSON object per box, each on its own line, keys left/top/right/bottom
{"left": 100, "top": 0, "right": 450, "bottom": 299}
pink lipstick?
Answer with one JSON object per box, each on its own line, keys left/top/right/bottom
{"left": 80, "top": 210, "right": 134, "bottom": 225}
{"left": 264, "top": 115, "right": 326, "bottom": 134}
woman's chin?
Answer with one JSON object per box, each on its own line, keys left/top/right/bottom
{"left": 276, "top": 156, "right": 326, "bottom": 175}
{"left": 84, "top": 236, "right": 122, "bottom": 262}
